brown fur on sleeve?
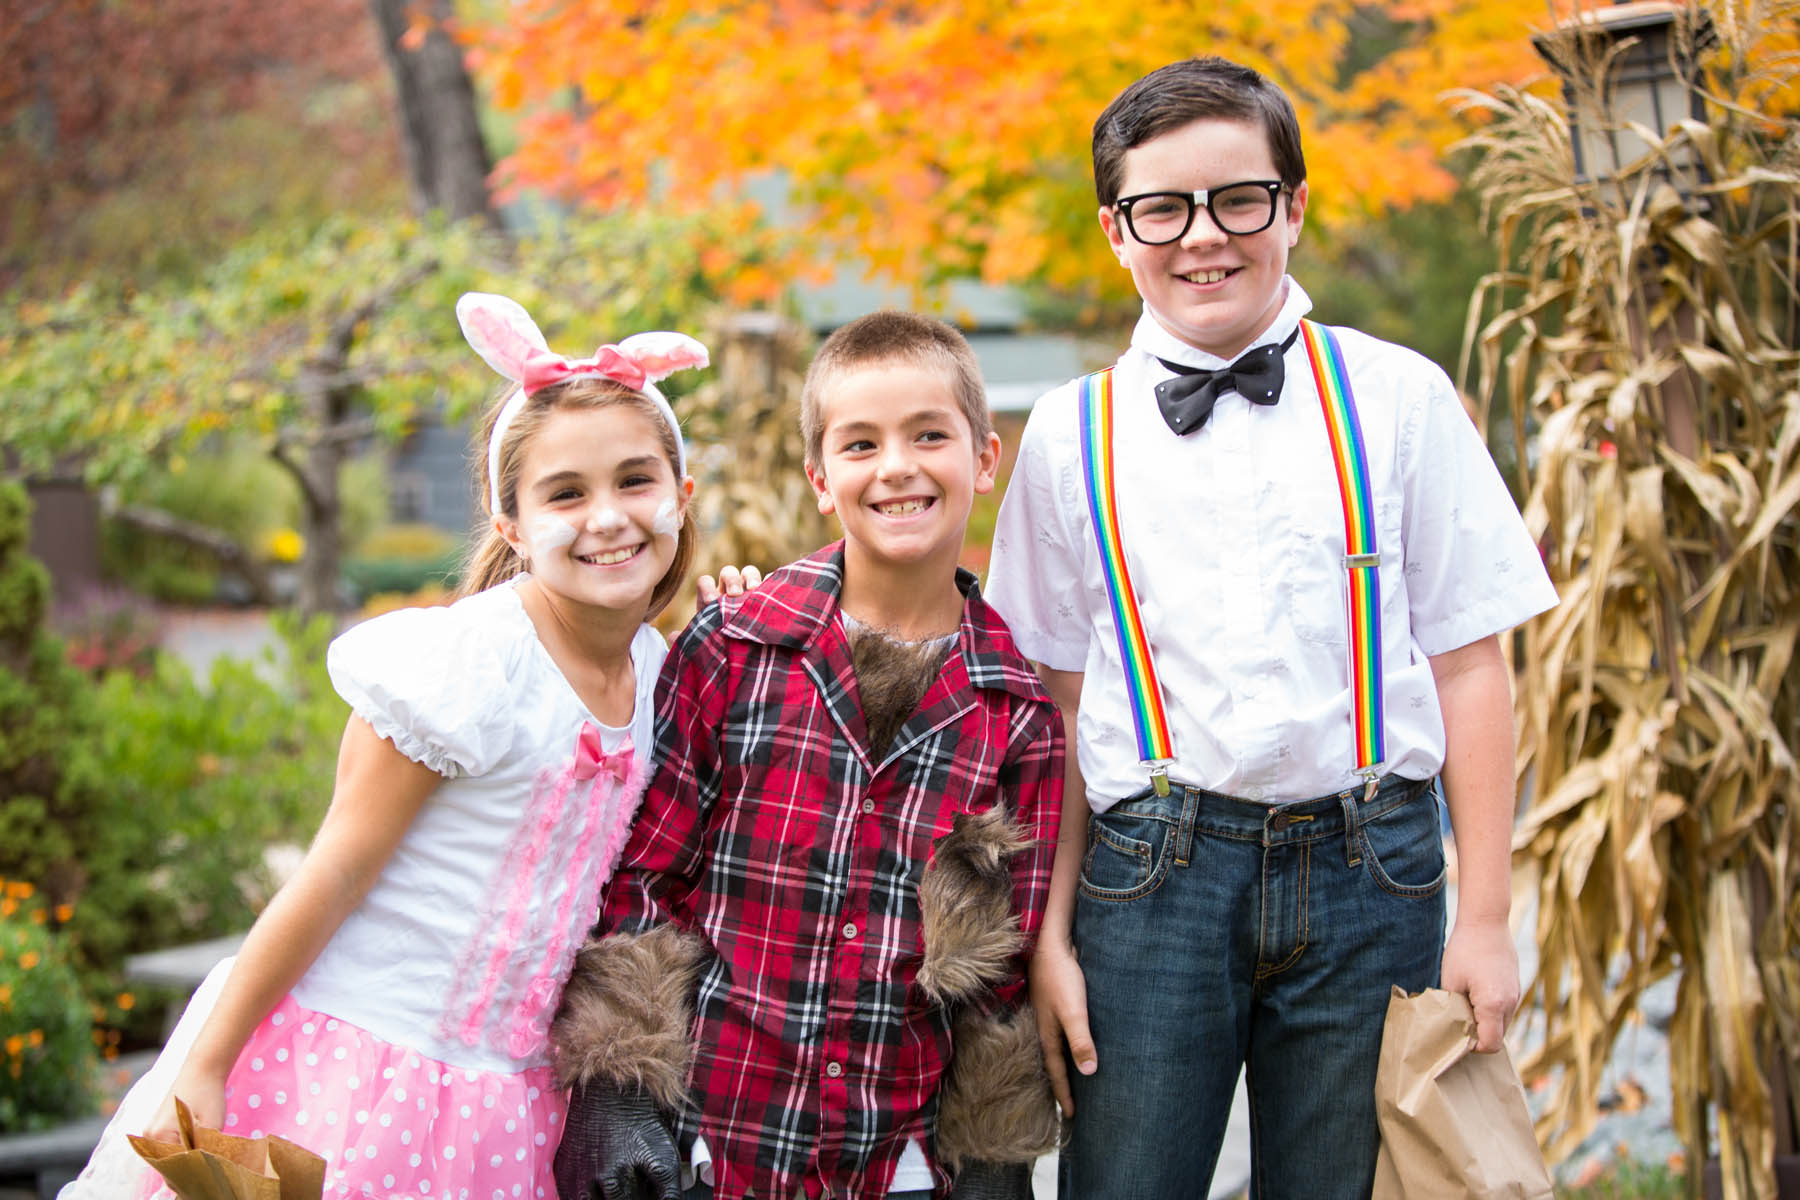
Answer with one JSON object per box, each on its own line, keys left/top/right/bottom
{"left": 934, "top": 1003, "right": 1064, "bottom": 1170}
{"left": 548, "top": 923, "right": 707, "bottom": 1110}
{"left": 917, "top": 805, "right": 1032, "bottom": 1004}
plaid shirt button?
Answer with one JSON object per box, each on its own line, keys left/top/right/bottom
{"left": 860, "top": 798, "right": 876, "bottom": 814}
{"left": 825, "top": 1062, "right": 843, "bottom": 1079}
{"left": 842, "top": 922, "right": 858, "bottom": 939}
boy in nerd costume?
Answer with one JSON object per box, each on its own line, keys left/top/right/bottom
{"left": 984, "top": 56, "right": 1558, "bottom": 1199}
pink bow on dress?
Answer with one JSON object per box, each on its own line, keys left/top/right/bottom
{"left": 573, "top": 721, "right": 634, "bottom": 782}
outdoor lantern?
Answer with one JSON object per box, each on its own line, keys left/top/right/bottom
{"left": 1531, "top": 0, "right": 1713, "bottom": 189}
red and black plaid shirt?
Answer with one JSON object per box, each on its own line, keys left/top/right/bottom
{"left": 601, "top": 544, "right": 1062, "bottom": 1200}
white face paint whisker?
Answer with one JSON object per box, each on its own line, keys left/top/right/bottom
{"left": 524, "top": 515, "right": 577, "bottom": 557}
{"left": 652, "top": 496, "right": 682, "bottom": 539}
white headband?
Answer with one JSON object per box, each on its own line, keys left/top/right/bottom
{"left": 455, "top": 292, "right": 708, "bottom": 513}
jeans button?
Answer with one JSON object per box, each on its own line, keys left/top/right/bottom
{"left": 1270, "top": 812, "right": 1292, "bottom": 831}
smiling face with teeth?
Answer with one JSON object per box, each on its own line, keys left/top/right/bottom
{"left": 805, "top": 360, "right": 1001, "bottom": 591}
{"left": 497, "top": 404, "right": 691, "bottom": 620}
{"left": 1099, "top": 117, "right": 1307, "bottom": 360}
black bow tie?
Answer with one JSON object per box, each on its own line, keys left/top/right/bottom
{"left": 1154, "top": 328, "right": 1299, "bottom": 436}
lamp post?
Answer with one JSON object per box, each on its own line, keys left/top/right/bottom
{"left": 1530, "top": 1, "right": 1712, "bottom": 192}
{"left": 1531, "top": 0, "right": 1712, "bottom": 459}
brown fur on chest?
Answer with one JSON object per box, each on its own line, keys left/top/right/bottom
{"left": 845, "top": 622, "right": 951, "bottom": 761}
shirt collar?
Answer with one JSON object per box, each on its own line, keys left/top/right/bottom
{"left": 1129, "top": 276, "right": 1314, "bottom": 371}
{"left": 719, "top": 542, "right": 1048, "bottom": 703}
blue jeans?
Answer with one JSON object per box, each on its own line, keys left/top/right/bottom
{"left": 1057, "top": 775, "right": 1445, "bottom": 1200}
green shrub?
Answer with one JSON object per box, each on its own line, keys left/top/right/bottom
{"left": 0, "top": 882, "right": 100, "bottom": 1133}
{"left": 0, "top": 481, "right": 109, "bottom": 934}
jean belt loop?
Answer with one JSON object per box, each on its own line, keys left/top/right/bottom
{"left": 1174, "top": 783, "right": 1198, "bottom": 867}
{"left": 1340, "top": 788, "right": 1363, "bottom": 868}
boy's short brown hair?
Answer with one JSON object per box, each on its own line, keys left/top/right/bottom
{"left": 1092, "top": 56, "right": 1307, "bottom": 207}
{"left": 801, "top": 311, "right": 991, "bottom": 466}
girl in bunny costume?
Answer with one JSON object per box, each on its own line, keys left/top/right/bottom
{"left": 64, "top": 294, "right": 710, "bottom": 1200}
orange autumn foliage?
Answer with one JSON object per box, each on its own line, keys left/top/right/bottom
{"left": 473, "top": 1, "right": 1549, "bottom": 296}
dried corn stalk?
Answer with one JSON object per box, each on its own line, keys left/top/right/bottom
{"left": 665, "top": 312, "right": 833, "bottom": 631}
{"left": 1456, "top": 4, "right": 1800, "bottom": 1196}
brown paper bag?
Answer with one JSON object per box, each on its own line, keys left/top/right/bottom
{"left": 1372, "top": 986, "right": 1554, "bottom": 1200}
{"left": 127, "top": 1097, "right": 325, "bottom": 1200}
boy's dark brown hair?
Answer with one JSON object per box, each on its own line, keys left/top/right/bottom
{"left": 1091, "top": 56, "right": 1307, "bottom": 206}
{"left": 800, "top": 311, "right": 991, "bottom": 467}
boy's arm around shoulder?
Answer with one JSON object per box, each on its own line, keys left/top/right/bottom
{"left": 927, "top": 685, "right": 1065, "bottom": 1178}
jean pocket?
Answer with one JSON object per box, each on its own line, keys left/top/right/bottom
{"left": 1356, "top": 798, "right": 1447, "bottom": 898}
{"left": 1079, "top": 806, "right": 1175, "bottom": 902}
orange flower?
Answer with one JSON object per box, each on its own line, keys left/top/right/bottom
{"left": 0, "top": 984, "right": 10, "bottom": 1006}
{"left": 4, "top": 881, "right": 32, "bottom": 900}
{"left": 0, "top": 899, "right": 16, "bottom": 918}
{"left": 26, "top": 1030, "right": 42, "bottom": 1048}
{"left": 3, "top": 1035, "right": 22, "bottom": 1056}
{"left": 18, "top": 950, "right": 39, "bottom": 970}
{"left": 28, "top": 908, "right": 45, "bottom": 925}
{"left": 117, "top": 992, "right": 136, "bottom": 1011}
{"left": 53, "top": 904, "right": 73, "bottom": 923}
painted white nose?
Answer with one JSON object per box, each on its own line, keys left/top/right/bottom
{"left": 587, "top": 505, "right": 628, "bottom": 535}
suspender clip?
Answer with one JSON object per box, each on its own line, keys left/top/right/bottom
{"left": 1359, "top": 766, "right": 1384, "bottom": 804}
{"left": 1150, "top": 763, "right": 1171, "bottom": 798}
{"left": 1344, "top": 552, "right": 1382, "bottom": 569}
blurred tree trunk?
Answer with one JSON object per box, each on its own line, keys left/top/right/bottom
{"left": 366, "top": 0, "right": 500, "bottom": 230}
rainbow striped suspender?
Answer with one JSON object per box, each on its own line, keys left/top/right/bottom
{"left": 1076, "top": 319, "right": 1386, "bottom": 801}
{"left": 1078, "top": 366, "right": 1177, "bottom": 796}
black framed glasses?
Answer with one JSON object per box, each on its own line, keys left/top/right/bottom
{"left": 1114, "top": 181, "right": 1286, "bottom": 244}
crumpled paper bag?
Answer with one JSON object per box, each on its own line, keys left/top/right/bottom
{"left": 1372, "top": 986, "right": 1554, "bottom": 1200}
{"left": 126, "top": 1097, "right": 325, "bottom": 1200}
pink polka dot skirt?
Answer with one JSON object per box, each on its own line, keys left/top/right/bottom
{"left": 135, "top": 993, "right": 567, "bottom": 1200}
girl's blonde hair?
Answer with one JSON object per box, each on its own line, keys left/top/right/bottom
{"left": 457, "top": 377, "right": 696, "bottom": 620}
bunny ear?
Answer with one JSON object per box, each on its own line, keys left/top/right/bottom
{"left": 456, "top": 293, "right": 551, "bottom": 383}
{"left": 616, "top": 332, "right": 710, "bottom": 384}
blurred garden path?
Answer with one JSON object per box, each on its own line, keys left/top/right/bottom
{"left": 160, "top": 608, "right": 288, "bottom": 682}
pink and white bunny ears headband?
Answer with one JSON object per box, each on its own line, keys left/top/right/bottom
{"left": 455, "top": 292, "right": 709, "bottom": 514}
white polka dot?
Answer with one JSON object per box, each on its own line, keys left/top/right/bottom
{"left": 418, "top": 1182, "right": 429, "bottom": 1195}
{"left": 417, "top": 1097, "right": 426, "bottom": 1111}
{"left": 533, "top": 1133, "right": 546, "bottom": 1147}
{"left": 343, "top": 1148, "right": 357, "bottom": 1164}
{"left": 515, "top": 1148, "right": 525, "bottom": 1162}
{"left": 410, "top": 1154, "right": 422, "bottom": 1168}
{"left": 384, "top": 1067, "right": 396, "bottom": 1079}
{"left": 408, "top": 1056, "right": 421, "bottom": 1069}
{"left": 302, "top": 1022, "right": 315, "bottom": 1035}
{"left": 464, "top": 1069, "right": 478, "bottom": 1082}
{"left": 250, "top": 1128, "right": 263, "bottom": 1138}
{"left": 348, "top": 1074, "right": 360, "bottom": 1089}
{"left": 429, "top": 1069, "right": 440, "bottom": 1084}
{"left": 250, "top": 1057, "right": 264, "bottom": 1071}
{"left": 527, "top": 1087, "right": 540, "bottom": 1101}
{"left": 296, "top": 1111, "right": 309, "bottom": 1125}
{"left": 460, "top": 1105, "right": 472, "bottom": 1119}
{"left": 247, "top": 1095, "right": 262, "bottom": 1109}
{"left": 504, "top": 1120, "right": 516, "bottom": 1134}
{"left": 326, "top": 1019, "right": 339, "bottom": 1030}
{"left": 516, "top": 1104, "right": 527, "bottom": 1118}
{"left": 275, "top": 1049, "right": 288, "bottom": 1063}
{"left": 444, "top": 1145, "right": 456, "bottom": 1161}
{"left": 365, "top": 1145, "right": 378, "bottom": 1159}
{"left": 380, "top": 1113, "right": 393, "bottom": 1128}
{"left": 273, "top": 1090, "right": 286, "bottom": 1105}
{"left": 310, "top": 1081, "right": 322, "bottom": 1096}
{"left": 355, "top": 1110, "right": 369, "bottom": 1124}
{"left": 325, "top": 1111, "right": 338, "bottom": 1126}
{"left": 549, "top": 1111, "right": 559, "bottom": 1125}
{"left": 385, "top": 1177, "right": 396, "bottom": 1190}
{"left": 395, "top": 1088, "right": 407, "bottom": 1101}
{"left": 334, "top": 1047, "right": 348, "bottom": 1061}
{"left": 305, "top": 1053, "right": 319, "bottom": 1067}
{"left": 271, "top": 1013, "right": 285, "bottom": 1025}
{"left": 483, "top": 1095, "right": 496, "bottom": 1109}
{"left": 401, "top": 1130, "right": 412, "bottom": 1145}
{"left": 225, "top": 1114, "right": 239, "bottom": 1128}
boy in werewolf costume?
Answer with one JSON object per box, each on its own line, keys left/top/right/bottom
{"left": 551, "top": 311, "right": 1065, "bottom": 1200}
